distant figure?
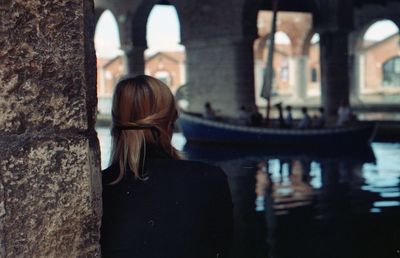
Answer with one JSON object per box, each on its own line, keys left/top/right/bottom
{"left": 274, "top": 103, "right": 285, "bottom": 128}
{"left": 285, "top": 105, "right": 293, "bottom": 128}
{"left": 250, "top": 105, "right": 263, "bottom": 126}
{"left": 237, "top": 106, "right": 250, "bottom": 125}
{"left": 337, "top": 101, "right": 352, "bottom": 126}
{"left": 298, "top": 107, "right": 311, "bottom": 129}
{"left": 314, "top": 107, "right": 326, "bottom": 128}
{"left": 204, "top": 102, "right": 217, "bottom": 120}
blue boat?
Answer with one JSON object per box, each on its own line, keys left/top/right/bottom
{"left": 178, "top": 111, "right": 376, "bottom": 146}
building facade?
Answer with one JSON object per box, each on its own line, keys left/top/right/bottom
{"left": 97, "top": 51, "right": 186, "bottom": 99}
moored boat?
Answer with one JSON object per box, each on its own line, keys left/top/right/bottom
{"left": 178, "top": 111, "right": 376, "bottom": 146}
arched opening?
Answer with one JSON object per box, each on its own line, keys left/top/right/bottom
{"left": 94, "top": 9, "right": 123, "bottom": 116}
{"left": 254, "top": 29, "right": 292, "bottom": 106}
{"left": 144, "top": 4, "right": 186, "bottom": 94}
{"left": 307, "top": 33, "right": 320, "bottom": 97}
{"left": 358, "top": 19, "right": 399, "bottom": 102}
{"left": 254, "top": 10, "right": 312, "bottom": 106}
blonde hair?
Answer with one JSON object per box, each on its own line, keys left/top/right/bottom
{"left": 109, "top": 75, "right": 180, "bottom": 184}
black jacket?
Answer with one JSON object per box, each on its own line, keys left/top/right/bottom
{"left": 101, "top": 145, "right": 233, "bottom": 258}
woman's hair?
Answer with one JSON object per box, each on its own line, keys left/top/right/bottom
{"left": 109, "top": 75, "right": 180, "bottom": 184}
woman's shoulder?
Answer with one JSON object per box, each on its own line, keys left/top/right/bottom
{"left": 148, "top": 159, "right": 227, "bottom": 181}
{"left": 101, "top": 159, "right": 227, "bottom": 183}
{"left": 102, "top": 163, "right": 120, "bottom": 184}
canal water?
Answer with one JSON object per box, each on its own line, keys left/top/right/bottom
{"left": 97, "top": 127, "right": 400, "bottom": 258}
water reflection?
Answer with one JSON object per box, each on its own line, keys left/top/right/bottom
{"left": 97, "top": 128, "right": 400, "bottom": 258}
{"left": 183, "top": 142, "right": 400, "bottom": 258}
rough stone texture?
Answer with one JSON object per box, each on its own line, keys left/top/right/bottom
{"left": 185, "top": 38, "right": 256, "bottom": 116}
{"left": 320, "top": 31, "right": 350, "bottom": 116}
{"left": 0, "top": 135, "right": 101, "bottom": 257}
{"left": 0, "top": 1, "right": 89, "bottom": 133}
{"left": 0, "top": 0, "right": 101, "bottom": 257}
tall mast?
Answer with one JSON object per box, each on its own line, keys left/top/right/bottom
{"left": 261, "top": 0, "right": 278, "bottom": 123}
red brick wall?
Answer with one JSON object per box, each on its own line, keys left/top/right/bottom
{"left": 145, "top": 53, "right": 186, "bottom": 93}
{"left": 363, "top": 35, "right": 399, "bottom": 92}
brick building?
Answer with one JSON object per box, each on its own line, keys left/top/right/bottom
{"left": 145, "top": 51, "right": 186, "bottom": 93}
{"left": 97, "top": 56, "right": 125, "bottom": 98}
{"left": 361, "top": 34, "right": 400, "bottom": 95}
{"left": 254, "top": 11, "right": 399, "bottom": 105}
{"left": 97, "top": 12, "right": 399, "bottom": 106}
{"left": 97, "top": 51, "right": 186, "bottom": 99}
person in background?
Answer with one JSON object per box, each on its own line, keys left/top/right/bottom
{"left": 337, "top": 101, "right": 352, "bottom": 126}
{"left": 285, "top": 105, "right": 293, "bottom": 128}
{"left": 314, "top": 107, "right": 326, "bottom": 128}
{"left": 298, "top": 107, "right": 311, "bottom": 129}
{"left": 101, "top": 75, "right": 233, "bottom": 258}
{"left": 274, "top": 103, "right": 286, "bottom": 128}
{"left": 250, "top": 105, "right": 263, "bottom": 126}
{"left": 204, "top": 101, "right": 217, "bottom": 120}
{"left": 237, "top": 105, "right": 250, "bottom": 125}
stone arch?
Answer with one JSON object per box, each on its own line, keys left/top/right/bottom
{"left": 355, "top": 19, "right": 399, "bottom": 52}
{"left": 354, "top": 19, "right": 400, "bottom": 100}
{"left": 300, "top": 29, "right": 315, "bottom": 56}
{"left": 304, "top": 32, "right": 321, "bottom": 98}
{"left": 242, "top": 0, "right": 264, "bottom": 39}
{"left": 94, "top": 9, "right": 124, "bottom": 107}
{"left": 95, "top": 8, "right": 106, "bottom": 25}
{"left": 131, "top": 1, "right": 184, "bottom": 47}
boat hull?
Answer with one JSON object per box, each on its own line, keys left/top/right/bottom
{"left": 178, "top": 112, "right": 376, "bottom": 146}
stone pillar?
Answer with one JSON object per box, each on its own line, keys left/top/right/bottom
{"left": 314, "top": 0, "right": 353, "bottom": 117}
{"left": 348, "top": 32, "right": 362, "bottom": 103}
{"left": 289, "top": 56, "right": 308, "bottom": 101}
{"left": 123, "top": 45, "right": 146, "bottom": 76}
{"left": 0, "top": 1, "right": 101, "bottom": 257}
{"left": 349, "top": 53, "right": 363, "bottom": 102}
{"left": 184, "top": 37, "right": 256, "bottom": 117}
{"left": 319, "top": 31, "right": 351, "bottom": 117}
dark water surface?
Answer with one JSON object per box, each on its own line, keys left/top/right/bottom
{"left": 98, "top": 129, "right": 400, "bottom": 258}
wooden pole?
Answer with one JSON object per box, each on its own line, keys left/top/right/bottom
{"left": 262, "top": 0, "right": 278, "bottom": 124}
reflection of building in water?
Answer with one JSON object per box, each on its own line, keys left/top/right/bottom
{"left": 270, "top": 159, "right": 314, "bottom": 213}
{"left": 97, "top": 51, "right": 186, "bottom": 98}
{"left": 216, "top": 159, "right": 268, "bottom": 258}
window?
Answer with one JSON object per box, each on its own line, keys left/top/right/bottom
{"left": 155, "top": 70, "right": 172, "bottom": 86}
{"left": 279, "top": 60, "right": 289, "bottom": 81}
{"left": 311, "top": 68, "right": 318, "bottom": 82}
{"left": 383, "top": 56, "right": 400, "bottom": 87}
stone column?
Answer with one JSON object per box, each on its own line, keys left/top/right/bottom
{"left": 349, "top": 53, "right": 364, "bottom": 102}
{"left": 0, "top": 1, "right": 101, "bottom": 257}
{"left": 319, "top": 31, "right": 351, "bottom": 117}
{"left": 289, "top": 56, "right": 308, "bottom": 101}
{"left": 314, "top": 0, "right": 353, "bottom": 117}
{"left": 184, "top": 37, "right": 256, "bottom": 117}
{"left": 123, "top": 45, "right": 147, "bottom": 76}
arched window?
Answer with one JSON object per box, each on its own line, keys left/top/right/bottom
{"left": 280, "top": 60, "right": 289, "bottom": 81}
{"left": 311, "top": 68, "right": 318, "bottom": 82}
{"left": 383, "top": 56, "right": 400, "bottom": 87}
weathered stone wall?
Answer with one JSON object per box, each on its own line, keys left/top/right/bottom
{"left": 0, "top": 0, "right": 101, "bottom": 257}
{"left": 185, "top": 38, "right": 256, "bottom": 116}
